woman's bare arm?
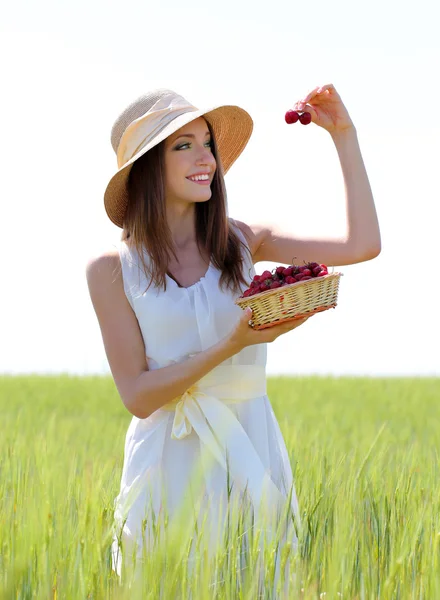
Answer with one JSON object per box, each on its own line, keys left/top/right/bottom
{"left": 85, "top": 250, "right": 242, "bottom": 419}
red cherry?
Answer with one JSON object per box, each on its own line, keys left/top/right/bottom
{"left": 301, "top": 275, "right": 312, "bottom": 280}
{"left": 312, "top": 266, "right": 322, "bottom": 276}
{"left": 317, "top": 271, "right": 328, "bottom": 277}
{"left": 285, "top": 276, "right": 296, "bottom": 284}
{"left": 260, "top": 270, "right": 272, "bottom": 280}
{"left": 285, "top": 110, "right": 300, "bottom": 124}
{"left": 275, "top": 266, "right": 285, "bottom": 275}
{"left": 302, "top": 268, "right": 312, "bottom": 276}
{"left": 282, "top": 267, "right": 293, "bottom": 276}
{"left": 299, "top": 112, "right": 312, "bottom": 125}
{"left": 270, "top": 281, "right": 282, "bottom": 289}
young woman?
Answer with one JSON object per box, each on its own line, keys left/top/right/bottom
{"left": 86, "top": 86, "right": 381, "bottom": 593}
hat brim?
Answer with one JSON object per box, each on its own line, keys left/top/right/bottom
{"left": 104, "top": 104, "right": 253, "bottom": 228}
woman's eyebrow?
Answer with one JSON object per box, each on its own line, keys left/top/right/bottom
{"left": 173, "top": 131, "right": 211, "bottom": 141}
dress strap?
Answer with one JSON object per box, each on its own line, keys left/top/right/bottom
{"left": 117, "top": 240, "right": 147, "bottom": 310}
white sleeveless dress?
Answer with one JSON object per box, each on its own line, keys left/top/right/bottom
{"left": 111, "top": 223, "right": 301, "bottom": 594}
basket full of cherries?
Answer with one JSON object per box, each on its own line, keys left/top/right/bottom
{"left": 235, "top": 261, "right": 343, "bottom": 330}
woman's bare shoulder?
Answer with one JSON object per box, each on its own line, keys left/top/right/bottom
{"left": 85, "top": 245, "right": 122, "bottom": 283}
{"left": 229, "top": 218, "right": 268, "bottom": 261}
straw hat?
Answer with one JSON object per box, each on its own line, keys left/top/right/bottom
{"left": 104, "top": 89, "right": 254, "bottom": 228}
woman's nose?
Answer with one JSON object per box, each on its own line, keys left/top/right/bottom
{"left": 196, "top": 147, "right": 215, "bottom": 166}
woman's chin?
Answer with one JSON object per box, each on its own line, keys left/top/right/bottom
{"left": 190, "top": 191, "right": 212, "bottom": 202}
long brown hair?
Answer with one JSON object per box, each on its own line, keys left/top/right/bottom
{"left": 120, "top": 120, "right": 252, "bottom": 295}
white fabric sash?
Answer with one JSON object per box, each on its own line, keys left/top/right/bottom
{"left": 117, "top": 93, "right": 197, "bottom": 168}
{"left": 162, "top": 365, "right": 286, "bottom": 511}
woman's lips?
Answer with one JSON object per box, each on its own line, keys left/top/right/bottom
{"left": 186, "top": 178, "right": 211, "bottom": 186}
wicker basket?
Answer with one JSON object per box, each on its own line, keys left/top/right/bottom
{"left": 235, "top": 272, "right": 343, "bottom": 330}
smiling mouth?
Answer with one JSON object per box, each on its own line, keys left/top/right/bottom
{"left": 186, "top": 178, "right": 211, "bottom": 185}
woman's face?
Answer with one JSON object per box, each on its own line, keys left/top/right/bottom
{"left": 163, "top": 117, "right": 217, "bottom": 206}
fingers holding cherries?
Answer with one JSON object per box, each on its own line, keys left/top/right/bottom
{"left": 285, "top": 84, "right": 331, "bottom": 126}
{"left": 285, "top": 84, "right": 355, "bottom": 134}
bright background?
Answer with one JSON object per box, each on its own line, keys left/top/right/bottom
{"left": 2, "top": 0, "right": 439, "bottom": 377}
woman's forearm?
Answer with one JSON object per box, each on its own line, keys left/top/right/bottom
{"left": 128, "top": 336, "right": 243, "bottom": 419}
{"left": 331, "top": 127, "right": 381, "bottom": 259}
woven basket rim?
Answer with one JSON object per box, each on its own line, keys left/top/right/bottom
{"left": 235, "top": 271, "right": 343, "bottom": 305}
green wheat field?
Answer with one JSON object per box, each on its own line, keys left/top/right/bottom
{"left": 1, "top": 375, "right": 440, "bottom": 599}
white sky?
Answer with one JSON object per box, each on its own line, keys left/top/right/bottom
{"left": 1, "top": 0, "right": 439, "bottom": 376}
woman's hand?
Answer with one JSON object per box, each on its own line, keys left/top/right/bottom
{"left": 227, "top": 307, "right": 312, "bottom": 351}
{"left": 292, "top": 83, "right": 355, "bottom": 135}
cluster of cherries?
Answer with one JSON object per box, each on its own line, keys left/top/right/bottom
{"left": 285, "top": 110, "right": 312, "bottom": 125}
{"left": 239, "top": 262, "right": 329, "bottom": 298}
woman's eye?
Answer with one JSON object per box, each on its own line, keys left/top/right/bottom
{"left": 176, "top": 141, "right": 212, "bottom": 150}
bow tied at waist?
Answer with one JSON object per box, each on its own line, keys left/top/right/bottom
{"left": 168, "top": 383, "right": 209, "bottom": 440}
{"left": 161, "top": 365, "right": 286, "bottom": 510}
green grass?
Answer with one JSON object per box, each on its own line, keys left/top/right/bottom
{"left": 1, "top": 375, "right": 440, "bottom": 599}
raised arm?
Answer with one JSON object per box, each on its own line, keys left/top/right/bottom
{"left": 234, "top": 84, "right": 381, "bottom": 267}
